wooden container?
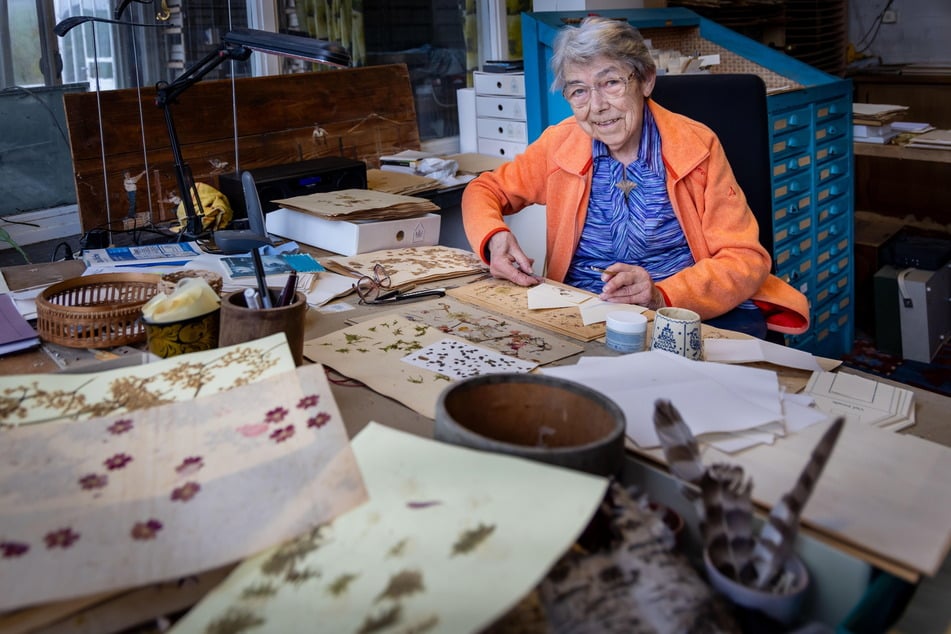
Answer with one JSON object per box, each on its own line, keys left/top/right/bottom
{"left": 434, "top": 373, "right": 626, "bottom": 477}
{"left": 218, "top": 290, "right": 307, "bottom": 366}
{"left": 35, "top": 273, "right": 161, "bottom": 348}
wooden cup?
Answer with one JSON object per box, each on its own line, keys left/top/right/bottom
{"left": 218, "top": 290, "right": 307, "bottom": 366}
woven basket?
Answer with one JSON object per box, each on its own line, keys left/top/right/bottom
{"left": 36, "top": 273, "right": 162, "bottom": 348}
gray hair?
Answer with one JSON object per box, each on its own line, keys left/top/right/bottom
{"left": 550, "top": 16, "right": 656, "bottom": 92}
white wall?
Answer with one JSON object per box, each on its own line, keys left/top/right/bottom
{"left": 849, "top": 0, "right": 951, "bottom": 65}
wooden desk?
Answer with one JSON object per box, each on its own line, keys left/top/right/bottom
{"left": 854, "top": 141, "right": 951, "bottom": 164}
{"left": 3, "top": 267, "right": 951, "bottom": 631}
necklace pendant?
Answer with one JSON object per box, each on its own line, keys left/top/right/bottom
{"left": 616, "top": 179, "right": 636, "bottom": 198}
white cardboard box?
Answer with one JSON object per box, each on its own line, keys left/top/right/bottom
{"left": 266, "top": 209, "right": 441, "bottom": 256}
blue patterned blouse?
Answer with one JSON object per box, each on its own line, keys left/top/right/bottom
{"left": 565, "top": 105, "right": 694, "bottom": 294}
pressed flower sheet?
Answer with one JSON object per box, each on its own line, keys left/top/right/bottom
{"left": 0, "top": 364, "right": 367, "bottom": 611}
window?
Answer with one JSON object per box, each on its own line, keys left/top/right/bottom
{"left": 0, "top": 0, "right": 512, "bottom": 219}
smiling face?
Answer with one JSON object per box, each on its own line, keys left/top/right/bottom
{"left": 565, "top": 56, "right": 656, "bottom": 166}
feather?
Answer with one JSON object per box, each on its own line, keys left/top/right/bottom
{"left": 701, "top": 463, "right": 757, "bottom": 584}
{"left": 751, "top": 417, "right": 845, "bottom": 589}
{"left": 653, "top": 399, "right": 708, "bottom": 524}
{"left": 653, "top": 399, "right": 705, "bottom": 487}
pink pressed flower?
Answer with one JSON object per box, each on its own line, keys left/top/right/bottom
{"left": 175, "top": 456, "right": 204, "bottom": 476}
{"left": 107, "top": 419, "right": 134, "bottom": 435}
{"left": 131, "top": 519, "right": 163, "bottom": 540}
{"left": 104, "top": 453, "right": 133, "bottom": 470}
{"left": 270, "top": 425, "right": 295, "bottom": 443}
{"left": 171, "top": 481, "right": 201, "bottom": 502}
{"left": 264, "top": 407, "right": 289, "bottom": 424}
{"left": 307, "top": 412, "right": 331, "bottom": 429}
{"left": 44, "top": 528, "right": 80, "bottom": 549}
{"left": 237, "top": 423, "right": 269, "bottom": 437}
{"left": 0, "top": 541, "right": 29, "bottom": 558}
{"left": 297, "top": 395, "right": 320, "bottom": 409}
{"left": 78, "top": 473, "right": 108, "bottom": 490}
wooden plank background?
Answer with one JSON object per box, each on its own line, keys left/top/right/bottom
{"left": 64, "top": 64, "right": 420, "bottom": 233}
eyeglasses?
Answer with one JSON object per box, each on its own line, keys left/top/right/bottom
{"left": 354, "top": 263, "right": 448, "bottom": 305}
{"left": 355, "top": 263, "right": 392, "bottom": 303}
{"left": 562, "top": 71, "right": 637, "bottom": 108}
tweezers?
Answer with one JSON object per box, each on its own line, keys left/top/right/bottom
{"left": 364, "top": 288, "right": 447, "bottom": 305}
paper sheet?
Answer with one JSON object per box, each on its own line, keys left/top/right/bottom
{"left": 303, "top": 314, "right": 503, "bottom": 419}
{"left": 526, "top": 283, "right": 591, "bottom": 309}
{"left": 703, "top": 338, "right": 824, "bottom": 372}
{"left": 578, "top": 299, "right": 646, "bottom": 326}
{"left": 805, "top": 371, "right": 915, "bottom": 430}
{"left": 0, "top": 333, "right": 295, "bottom": 427}
{"left": 351, "top": 296, "right": 584, "bottom": 366}
{"left": 544, "top": 350, "right": 784, "bottom": 448}
{"left": 401, "top": 338, "right": 537, "bottom": 379}
{"left": 170, "top": 423, "right": 608, "bottom": 634}
{"left": 0, "top": 364, "right": 367, "bottom": 612}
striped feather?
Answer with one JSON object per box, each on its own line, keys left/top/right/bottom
{"left": 701, "top": 463, "right": 757, "bottom": 585}
{"left": 653, "top": 399, "right": 705, "bottom": 487}
{"left": 751, "top": 417, "right": 845, "bottom": 589}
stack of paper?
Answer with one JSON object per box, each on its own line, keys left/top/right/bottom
{"left": 905, "top": 129, "right": 951, "bottom": 150}
{"left": 367, "top": 168, "right": 442, "bottom": 196}
{"left": 852, "top": 102, "right": 909, "bottom": 125}
{"left": 541, "top": 350, "right": 830, "bottom": 454}
{"left": 272, "top": 189, "right": 439, "bottom": 222}
{"left": 0, "top": 293, "right": 40, "bottom": 355}
{"left": 804, "top": 371, "right": 916, "bottom": 432}
{"left": 325, "top": 245, "right": 487, "bottom": 288}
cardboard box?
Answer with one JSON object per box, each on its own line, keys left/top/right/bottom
{"left": 266, "top": 209, "right": 440, "bottom": 256}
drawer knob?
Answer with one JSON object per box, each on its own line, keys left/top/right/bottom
{"left": 498, "top": 126, "right": 504, "bottom": 134}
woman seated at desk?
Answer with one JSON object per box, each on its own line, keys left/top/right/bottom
{"left": 462, "top": 16, "right": 808, "bottom": 339}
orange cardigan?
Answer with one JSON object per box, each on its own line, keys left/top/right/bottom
{"left": 461, "top": 99, "right": 809, "bottom": 335}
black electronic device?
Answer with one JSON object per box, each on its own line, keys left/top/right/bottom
{"left": 885, "top": 232, "right": 951, "bottom": 271}
{"left": 213, "top": 171, "right": 272, "bottom": 254}
{"left": 218, "top": 157, "right": 367, "bottom": 219}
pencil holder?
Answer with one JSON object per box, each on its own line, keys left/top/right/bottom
{"left": 219, "top": 290, "right": 307, "bottom": 366}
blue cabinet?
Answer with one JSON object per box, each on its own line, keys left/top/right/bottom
{"left": 522, "top": 8, "right": 855, "bottom": 359}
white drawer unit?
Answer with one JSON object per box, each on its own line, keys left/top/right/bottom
{"left": 473, "top": 71, "right": 526, "bottom": 97}
{"left": 476, "top": 117, "right": 528, "bottom": 143}
{"left": 476, "top": 137, "right": 527, "bottom": 159}
{"left": 475, "top": 95, "right": 527, "bottom": 121}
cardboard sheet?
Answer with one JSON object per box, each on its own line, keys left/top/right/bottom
{"left": 171, "top": 423, "right": 608, "bottom": 634}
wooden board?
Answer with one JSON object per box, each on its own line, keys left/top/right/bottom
{"left": 63, "top": 65, "right": 420, "bottom": 233}
{"left": 448, "top": 277, "right": 607, "bottom": 342}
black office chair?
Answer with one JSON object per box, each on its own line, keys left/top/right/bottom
{"left": 650, "top": 73, "right": 774, "bottom": 265}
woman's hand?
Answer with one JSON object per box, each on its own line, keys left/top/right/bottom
{"left": 486, "top": 231, "right": 540, "bottom": 287}
{"left": 597, "top": 263, "right": 665, "bottom": 309}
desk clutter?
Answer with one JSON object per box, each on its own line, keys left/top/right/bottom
{"left": 2, "top": 243, "right": 950, "bottom": 632}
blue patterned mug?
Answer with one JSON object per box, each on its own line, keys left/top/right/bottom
{"left": 649, "top": 307, "right": 703, "bottom": 361}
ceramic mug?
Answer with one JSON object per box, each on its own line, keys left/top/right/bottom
{"left": 650, "top": 307, "right": 703, "bottom": 361}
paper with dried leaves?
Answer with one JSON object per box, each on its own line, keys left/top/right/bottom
{"left": 0, "top": 333, "right": 295, "bottom": 427}
{"left": 170, "top": 422, "right": 608, "bottom": 634}
{"left": 0, "top": 364, "right": 367, "bottom": 612}
{"left": 304, "top": 314, "right": 523, "bottom": 419}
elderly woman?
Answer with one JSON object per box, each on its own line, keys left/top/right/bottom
{"left": 462, "top": 17, "right": 808, "bottom": 338}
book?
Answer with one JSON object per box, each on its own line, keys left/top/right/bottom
{"left": 854, "top": 123, "right": 893, "bottom": 137}
{"left": 0, "top": 293, "right": 40, "bottom": 356}
{"left": 220, "top": 254, "right": 294, "bottom": 279}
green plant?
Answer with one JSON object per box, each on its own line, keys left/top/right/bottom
{"left": 0, "top": 226, "right": 30, "bottom": 264}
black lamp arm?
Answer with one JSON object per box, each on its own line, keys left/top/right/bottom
{"left": 155, "top": 42, "right": 252, "bottom": 239}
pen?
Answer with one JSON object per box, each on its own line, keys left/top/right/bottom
{"left": 590, "top": 265, "right": 608, "bottom": 273}
{"left": 250, "top": 246, "right": 272, "bottom": 308}
{"left": 243, "top": 288, "right": 262, "bottom": 309}
{"left": 277, "top": 270, "right": 298, "bottom": 307}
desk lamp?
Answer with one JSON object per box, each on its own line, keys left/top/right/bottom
{"left": 55, "top": 20, "right": 351, "bottom": 246}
